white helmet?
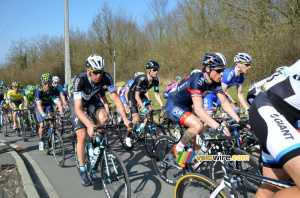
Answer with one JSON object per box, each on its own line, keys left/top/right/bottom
{"left": 86, "top": 54, "right": 106, "bottom": 70}
{"left": 52, "top": 76, "right": 60, "bottom": 83}
{"left": 234, "top": 53, "right": 252, "bottom": 63}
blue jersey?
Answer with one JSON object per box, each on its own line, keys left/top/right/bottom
{"left": 168, "top": 72, "right": 222, "bottom": 107}
{"left": 120, "top": 79, "right": 134, "bottom": 102}
{"left": 221, "top": 67, "right": 244, "bottom": 89}
{"left": 35, "top": 85, "right": 60, "bottom": 106}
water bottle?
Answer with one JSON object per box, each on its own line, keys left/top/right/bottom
{"left": 296, "top": 120, "right": 300, "bottom": 133}
{"left": 174, "top": 126, "right": 181, "bottom": 140}
{"left": 135, "top": 123, "right": 140, "bottom": 132}
{"left": 91, "top": 147, "right": 100, "bottom": 168}
{"left": 46, "top": 128, "right": 51, "bottom": 139}
{"left": 87, "top": 142, "right": 94, "bottom": 161}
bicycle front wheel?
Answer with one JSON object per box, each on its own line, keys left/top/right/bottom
{"left": 51, "top": 130, "right": 65, "bottom": 167}
{"left": 175, "top": 174, "right": 227, "bottom": 198}
{"left": 151, "top": 135, "right": 184, "bottom": 185}
{"left": 100, "top": 149, "right": 131, "bottom": 198}
{"left": 144, "top": 123, "right": 166, "bottom": 157}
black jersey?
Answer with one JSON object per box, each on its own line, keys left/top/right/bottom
{"left": 72, "top": 71, "right": 115, "bottom": 107}
{"left": 128, "top": 74, "right": 159, "bottom": 94}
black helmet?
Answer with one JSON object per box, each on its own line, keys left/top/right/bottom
{"left": 146, "top": 60, "right": 160, "bottom": 70}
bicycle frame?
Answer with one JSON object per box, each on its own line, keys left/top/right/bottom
{"left": 210, "top": 158, "right": 295, "bottom": 198}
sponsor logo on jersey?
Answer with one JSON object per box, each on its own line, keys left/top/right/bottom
{"left": 172, "top": 107, "right": 184, "bottom": 117}
{"left": 270, "top": 114, "right": 294, "bottom": 140}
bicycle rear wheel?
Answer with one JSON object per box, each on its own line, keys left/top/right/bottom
{"left": 144, "top": 123, "right": 166, "bottom": 157}
{"left": 19, "top": 117, "right": 26, "bottom": 141}
{"left": 1, "top": 114, "right": 8, "bottom": 137}
{"left": 151, "top": 135, "right": 184, "bottom": 185}
{"left": 51, "top": 130, "right": 65, "bottom": 167}
{"left": 175, "top": 174, "right": 227, "bottom": 198}
{"left": 99, "top": 149, "right": 131, "bottom": 198}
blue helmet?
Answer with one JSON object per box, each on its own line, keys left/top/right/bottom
{"left": 202, "top": 52, "right": 227, "bottom": 67}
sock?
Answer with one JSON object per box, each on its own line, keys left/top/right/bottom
{"left": 79, "top": 166, "right": 86, "bottom": 172}
{"left": 176, "top": 140, "right": 185, "bottom": 151}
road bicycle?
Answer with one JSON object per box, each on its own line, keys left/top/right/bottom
{"left": 24, "top": 107, "right": 38, "bottom": 135}
{"left": 0, "top": 106, "right": 9, "bottom": 137}
{"left": 152, "top": 128, "right": 261, "bottom": 190}
{"left": 42, "top": 117, "right": 65, "bottom": 167}
{"left": 73, "top": 124, "right": 131, "bottom": 198}
{"left": 118, "top": 109, "right": 166, "bottom": 157}
{"left": 175, "top": 147, "right": 294, "bottom": 197}
{"left": 13, "top": 109, "right": 27, "bottom": 141}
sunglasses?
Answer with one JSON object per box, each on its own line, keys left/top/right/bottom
{"left": 151, "top": 69, "right": 158, "bottom": 72}
{"left": 42, "top": 82, "right": 51, "bottom": 85}
{"left": 241, "top": 62, "right": 251, "bottom": 67}
{"left": 90, "top": 69, "right": 104, "bottom": 75}
{"left": 211, "top": 68, "right": 225, "bottom": 74}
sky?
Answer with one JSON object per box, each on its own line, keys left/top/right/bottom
{"left": 0, "top": 0, "right": 178, "bottom": 66}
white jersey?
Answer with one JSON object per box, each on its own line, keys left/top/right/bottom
{"left": 265, "top": 59, "right": 300, "bottom": 110}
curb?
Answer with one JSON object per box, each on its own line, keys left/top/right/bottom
{"left": 0, "top": 140, "right": 60, "bottom": 198}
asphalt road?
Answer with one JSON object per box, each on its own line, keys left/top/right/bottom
{"left": 1, "top": 124, "right": 257, "bottom": 198}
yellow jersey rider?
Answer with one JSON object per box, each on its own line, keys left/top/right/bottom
{"left": 7, "top": 82, "right": 28, "bottom": 130}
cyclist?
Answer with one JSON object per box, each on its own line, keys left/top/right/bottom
{"left": 120, "top": 72, "right": 145, "bottom": 114}
{"left": 52, "top": 76, "right": 67, "bottom": 106}
{"left": 117, "top": 81, "right": 126, "bottom": 96}
{"left": 70, "top": 54, "right": 132, "bottom": 187}
{"left": 25, "top": 85, "right": 36, "bottom": 118}
{"left": 127, "top": 61, "right": 165, "bottom": 147}
{"left": 0, "top": 81, "right": 7, "bottom": 108}
{"left": 35, "top": 73, "right": 64, "bottom": 151}
{"left": 163, "top": 76, "right": 184, "bottom": 99}
{"left": 7, "top": 82, "right": 28, "bottom": 130}
{"left": 247, "top": 66, "right": 288, "bottom": 105}
{"left": 63, "top": 83, "right": 69, "bottom": 100}
{"left": 249, "top": 59, "right": 300, "bottom": 197}
{"left": 165, "top": 52, "right": 248, "bottom": 168}
{"left": 203, "top": 53, "right": 252, "bottom": 116}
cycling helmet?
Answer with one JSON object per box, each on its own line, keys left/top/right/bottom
{"left": 234, "top": 53, "right": 252, "bottom": 63}
{"left": 146, "top": 60, "right": 160, "bottom": 70}
{"left": 0, "top": 80, "right": 3, "bottom": 88}
{"left": 40, "top": 73, "right": 53, "bottom": 83}
{"left": 12, "top": 81, "right": 19, "bottom": 87}
{"left": 134, "top": 72, "right": 145, "bottom": 78}
{"left": 175, "top": 76, "right": 184, "bottom": 82}
{"left": 52, "top": 76, "right": 60, "bottom": 83}
{"left": 191, "top": 69, "right": 202, "bottom": 75}
{"left": 120, "top": 81, "right": 126, "bottom": 86}
{"left": 8, "top": 85, "right": 12, "bottom": 89}
{"left": 28, "top": 85, "right": 36, "bottom": 92}
{"left": 86, "top": 54, "right": 106, "bottom": 70}
{"left": 64, "top": 83, "right": 69, "bottom": 87}
{"left": 202, "top": 52, "right": 227, "bottom": 67}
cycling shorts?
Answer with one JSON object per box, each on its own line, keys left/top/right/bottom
{"left": 11, "top": 102, "right": 24, "bottom": 110}
{"left": 128, "top": 92, "right": 149, "bottom": 114}
{"left": 165, "top": 99, "right": 193, "bottom": 125}
{"left": 35, "top": 104, "right": 54, "bottom": 123}
{"left": 203, "top": 92, "right": 231, "bottom": 114}
{"left": 70, "top": 99, "right": 105, "bottom": 132}
{"left": 249, "top": 91, "right": 300, "bottom": 168}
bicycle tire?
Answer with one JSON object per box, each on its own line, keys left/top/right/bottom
{"left": 20, "top": 116, "right": 26, "bottom": 141}
{"left": 51, "top": 130, "right": 65, "bottom": 167}
{"left": 175, "top": 174, "right": 227, "bottom": 198}
{"left": 100, "top": 149, "right": 131, "bottom": 198}
{"left": 144, "top": 123, "right": 167, "bottom": 157}
{"left": 3, "top": 116, "right": 8, "bottom": 137}
{"left": 209, "top": 148, "right": 261, "bottom": 193}
{"left": 151, "top": 135, "right": 184, "bottom": 185}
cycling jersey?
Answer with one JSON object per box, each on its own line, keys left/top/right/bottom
{"left": 25, "top": 91, "right": 35, "bottom": 106}
{"left": 128, "top": 74, "right": 159, "bottom": 114}
{"left": 249, "top": 59, "right": 300, "bottom": 168}
{"left": 7, "top": 90, "right": 27, "bottom": 105}
{"left": 163, "top": 82, "right": 177, "bottom": 99}
{"left": 70, "top": 71, "right": 114, "bottom": 131}
{"left": 120, "top": 79, "right": 134, "bottom": 105}
{"left": 166, "top": 72, "right": 222, "bottom": 124}
{"left": 0, "top": 87, "right": 7, "bottom": 103}
{"left": 35, "top": 85, "right": 60, "bottom": 106}
{"left": 247, "top": 67, "right": 289, "bottom": 105}
{"left": 203, "top": 67, "right": 244, "bottom": 114}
